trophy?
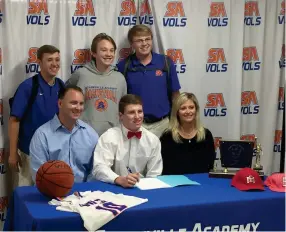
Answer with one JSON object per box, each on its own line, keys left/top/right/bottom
{"left": 209, "top": 139, "right": 259, "bottom": 178}
{"left": 253, "top": 137, "right": 264, "bottom": 176}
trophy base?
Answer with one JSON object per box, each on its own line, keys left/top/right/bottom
{"left": 209, "top": 169, "right": 265, "bottom": 179}
{"left": 209, "top": 169, "right": 238, "bottom": 179}
{"left": 254, "top": 170, "right": 265, "bottom": 178}
{"left": 253, "top": 165, "right": 263, "bottom": 171}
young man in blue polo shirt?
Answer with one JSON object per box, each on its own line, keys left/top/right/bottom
{"left": 117, "top": 25, "right": 181, "bottom": 137}
{"left": 8, "top": 45, "right": 64, "bottom": 187}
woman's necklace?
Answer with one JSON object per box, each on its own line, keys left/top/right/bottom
{"left": 180, "top": 128, "right": 197, "bottom": 143}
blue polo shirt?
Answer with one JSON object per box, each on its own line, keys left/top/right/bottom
{"left": 117, "top": 52, "right": 181, "bottom": 118}
{"left": 10, "top": 73, "right": 64, "bottom": 155}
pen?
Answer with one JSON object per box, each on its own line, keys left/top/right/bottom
{"left": 127, "top": 167, "right": 140, "bottom": 182}
{"left": 127, "top": 167, "right": 132, "bottom": 174}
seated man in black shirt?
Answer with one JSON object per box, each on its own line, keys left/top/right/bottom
{"left": 160, "top": 92, "right": 216, "bottom": 174}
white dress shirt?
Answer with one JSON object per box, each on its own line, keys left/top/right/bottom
{"left": 92, "top": 124, "right": 163, "bottom": 184}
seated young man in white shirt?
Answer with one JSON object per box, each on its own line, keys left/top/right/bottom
{"left": 92, "top": 94, "right": 163, "bottom": 188}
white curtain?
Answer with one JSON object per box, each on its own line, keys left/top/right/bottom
{"left": 0, "top": 0, "right": 284, "bottom": 229}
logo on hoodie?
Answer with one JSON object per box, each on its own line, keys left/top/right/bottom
{"left": 85, "top": 86, "right": 118, "bottom": 112}
{"left": 95, "top": 99, "right": 108, "bottom": 112}
{"left": 71, "top": 49, "right": 91, "bottom": 74}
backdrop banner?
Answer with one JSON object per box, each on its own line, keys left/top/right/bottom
{"left": 0, "top": 0, "right": 284, "bottom": 229}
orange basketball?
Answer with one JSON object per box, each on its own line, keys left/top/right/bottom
{"left": 36, "top": 160, "right": 74, "bottom": 198}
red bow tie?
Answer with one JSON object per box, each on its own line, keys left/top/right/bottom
{"left": 127, "top": 131, "right": 142, "bottom": 139}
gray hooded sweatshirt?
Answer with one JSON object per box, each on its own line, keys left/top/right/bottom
{"left": 66, "top": 60, "right": 127, "bottom": 136}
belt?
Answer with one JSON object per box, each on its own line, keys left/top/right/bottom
{"left": 143, "top": 114, "right": 169, "bottom": 124}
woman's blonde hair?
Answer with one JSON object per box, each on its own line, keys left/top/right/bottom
{"left": 167, "top": 92, "right": 206, "bottom": 143}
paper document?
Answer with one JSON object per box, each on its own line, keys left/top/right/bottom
{"left": 157, "top": 175, "right": 200, "bottom": 187}
{"left": 135, "top": 178, "right": 172, "bottom": 190}
{"left": 136, "top": 175, "right": 200, "bottom": 190}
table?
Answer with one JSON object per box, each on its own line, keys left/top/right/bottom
{"left": 3, "top": 174, "right": 285, "bottom": 231}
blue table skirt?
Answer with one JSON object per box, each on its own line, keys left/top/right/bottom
{"left": 3, "top": 174, "right": 285, "bottom": 231}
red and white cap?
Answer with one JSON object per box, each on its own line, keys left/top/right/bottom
{"left": 265, "top": 173, "right": 286, "bottom": 192}
{"left": 231, "top": 168, "right": 264, "bottom": 191}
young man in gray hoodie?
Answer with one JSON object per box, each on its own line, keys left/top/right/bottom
{"left": 66, "top": 33, "right": 127, "bottom": 136}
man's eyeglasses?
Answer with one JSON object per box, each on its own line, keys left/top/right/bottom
{"left": 133, "top": 38, "right": 152, "bottom": 44}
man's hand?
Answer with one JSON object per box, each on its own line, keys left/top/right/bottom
{"left": 8, "top": 151, "right": 22, "bottom": 172}
{"left": 115, "top": 173, "right": 140, "bottom": 188}
{"left": 126, "top": 173, "right": 140, "bottom": 185}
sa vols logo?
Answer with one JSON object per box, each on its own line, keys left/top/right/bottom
{"left": 166, "top": 49, "right": 186, "bottom": 73}
{"left": 242, "top": 47, "right": 261, "bottom": 71}
{"left": 214, "top": 137, "right": 222, "bottom": 160}
{"left": 0, "top": 48, "right": 2, "bottom": 75}
{"left": 208, "top": 2, "right": 228, "bottom": 27}
{"left": 244, "top": 1, "right": 261, "bottom": 26}
{"left": 139, "top": 0, "right": 154, "bottom": 25}
{"left": 71, "top": 49, "right": 91, "bottom": 74}
{"left": 206, "top": 48, "right": 228, "bottom": 72}
{"left": 0, "top": 99, "right": 3, "bottom": 126}
{"left": 0, "top": 195, "right": 8, "bottom": 222}
{"left": 27, "top": 0, "right": 50, "bottom": 25}
{"left": 241, "top": 91, "right": 259, "bottom": 115}
{"left": 72, "top": 0, "right": 96, "bottom": 26}
{"left": 241, "top": 134, "right": 256, "bottom": 142}
{"left": 278, "top": 0, "right": 285, "bottom": 24}
{"left": 118, "top": 0, "right": 136, "bottom": 26}
{"left": 0, "top": 2, "right": 3, "bottom": 24}
{"left": 163, "top": 1, "right": 187, "bottom": 27}
{"left": 26, "top": 47, "right": 40, "bottom": 74}
{"left": 273, "top": 130, "right": 282, "bottom": 152}
{"left": 0, "top": 148, "right": 5, "bottom": 175}
{"left": 204, "top": 93, "right": 227, "bottom": 117}
{"left": 278, "top": 87, "right": 284, "bottom": 110}
{"left": 279, "top": 44, "right": 285, "bottom": 68}
{"left": 118, "top": 0, "right": 153, "bottom": 26}
{"left": 118, "top": 47, "right": 132, "bottom": 63}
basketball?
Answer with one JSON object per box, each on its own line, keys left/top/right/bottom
{"left": 36, "top": 160, "right": 74, "bottom": 198}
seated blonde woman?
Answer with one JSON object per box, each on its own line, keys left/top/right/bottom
{"left": 160, "top": 92, "right": 216, "bottom": 175}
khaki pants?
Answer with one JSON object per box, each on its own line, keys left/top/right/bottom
{"left": 13, "top": 150, "right": 34, "bottom": 188}
{"left": 143, "top": 117, "right": 169, "bottom": 138}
